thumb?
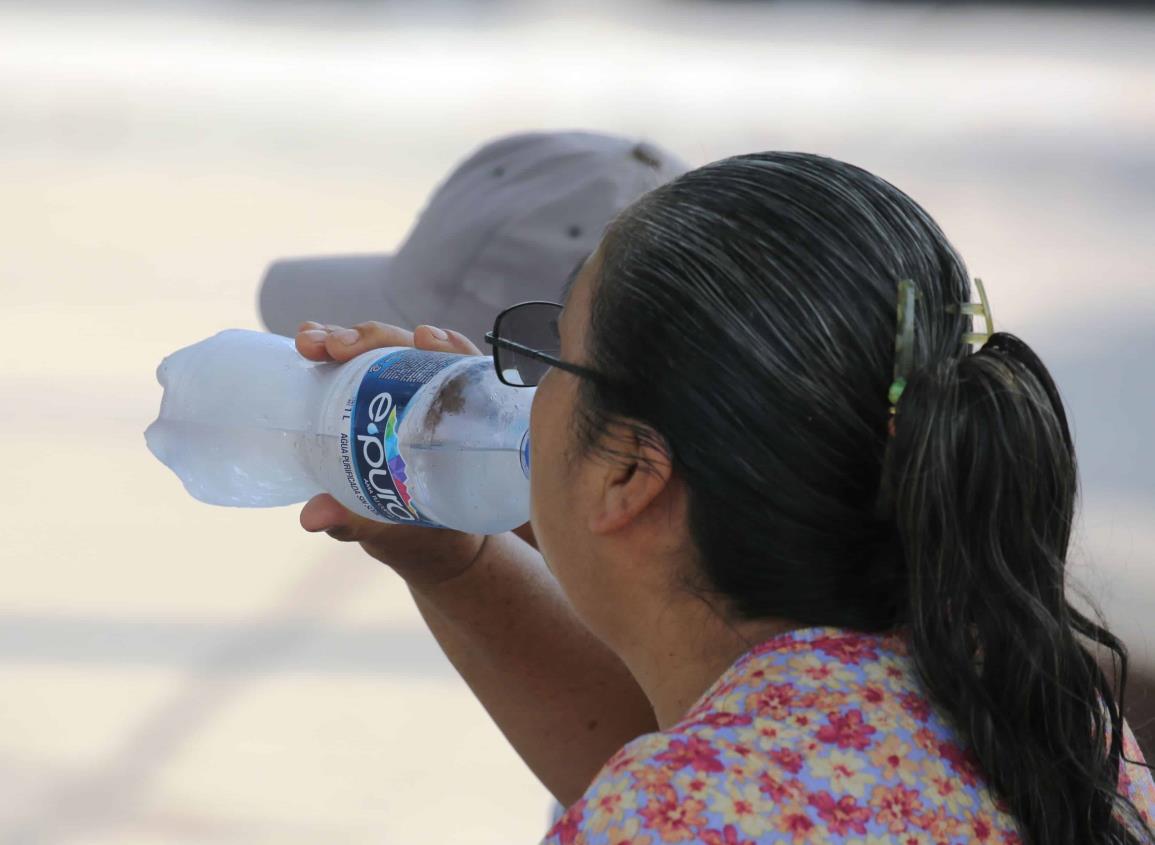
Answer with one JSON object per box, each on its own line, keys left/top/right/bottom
{"left": 300, "top": 494, "right": 380, "bottom": 542}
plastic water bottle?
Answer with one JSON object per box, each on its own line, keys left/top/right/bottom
{"left": 145, "top": 329, "right": 533, "bottom": 534}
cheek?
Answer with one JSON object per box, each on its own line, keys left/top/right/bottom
{"left": 528, "top": 377, "right": 580, "bottom": 551}
{"left": 529, "top": 381, "right": 563, "bottom": 512}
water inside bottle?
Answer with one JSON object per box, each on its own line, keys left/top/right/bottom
{"left": 402, "top": 441, "right": 529, "bottom": 533}
{"left": 145, "top": 419, "right": 329, "bottom": 507}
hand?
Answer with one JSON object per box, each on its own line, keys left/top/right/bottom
{"left": 294, "top": 320, "right": 490, "bottom": 588}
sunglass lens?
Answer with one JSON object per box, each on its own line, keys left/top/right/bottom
{"left": 496, "top": 303, "right": 561, "bottom": 386}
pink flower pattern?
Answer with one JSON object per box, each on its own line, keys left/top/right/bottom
{"left": 541, "top": 626, "right": 1155, "bottom": 844}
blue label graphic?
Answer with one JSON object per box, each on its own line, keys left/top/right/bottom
{"left": 351, "top": 350, "right": 458, "bottom": 526}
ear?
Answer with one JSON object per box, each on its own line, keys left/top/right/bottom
{"left": 587, "top": 422, "right": 674, "bottom": 535}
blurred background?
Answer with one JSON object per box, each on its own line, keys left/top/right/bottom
{"left": 2, "top": 0, "right": 1153, "bottom": 842}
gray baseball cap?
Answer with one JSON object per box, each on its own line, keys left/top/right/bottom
{"left": 258, "top": 130, "right": 689, "bottom": 345}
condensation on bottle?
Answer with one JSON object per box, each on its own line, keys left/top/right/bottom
{"left": 145, "top": 329, "right": 533, "bottom": 534}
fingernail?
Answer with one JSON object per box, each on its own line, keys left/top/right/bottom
{"left": 427, "top": 326, "right": 448, "bottom": 341}
{"left": 299, "top": 320, "right": 323, "bottom": 331}
{"left": 302, "top": 329, "right": 328, "bottom": 342}
{"left": 334, "top": 328, "right": 360, "bottom": 345}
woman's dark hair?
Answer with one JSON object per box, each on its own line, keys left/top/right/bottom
{"left": 577, "top": 152, "right": 1153, "bottom": 844}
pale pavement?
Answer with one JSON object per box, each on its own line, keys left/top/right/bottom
{"left": 1, "top": 2, "right": 1153, "bottom": 842}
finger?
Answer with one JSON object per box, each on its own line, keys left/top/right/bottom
{"left": 413, "top": 324, "right": 482, "bottom": 356}
{"left": 300, "top": 493, "right": 349, "bottom": 533}
{"left": 300, "top": 494, "right": 383, "bottom": 544}
{"left": 295, "top": 326, "right": 334, "bottom": 361}
{"left": 323, "top": 321, "right": 416, "bottom": 363}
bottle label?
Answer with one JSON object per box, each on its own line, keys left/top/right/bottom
{"left": 347, "top": 349, "right": 459, "bottom": 526}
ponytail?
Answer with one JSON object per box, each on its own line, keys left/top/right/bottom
{"left": 890, "top": 332, "right": 1153, "bottom": 844}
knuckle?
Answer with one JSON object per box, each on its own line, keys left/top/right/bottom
{"left": 447, "top": 330, "right": 482, "bottom": 355}
{"left": 352, "top": 321, "right": 394, "bottom": 335}
{"left": 353, "top": 321, "right": 413, "bottom": 348}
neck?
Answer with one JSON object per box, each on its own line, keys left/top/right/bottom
{"left": 615, "top": 592, "right": 795, "bottom": 730}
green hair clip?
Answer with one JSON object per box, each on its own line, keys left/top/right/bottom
{"left": 888, "top": 278, "right": 995, "bottom": 429}
{"left": 888, "top": 278, "right": 918, "bottom": 421}
{"left": 950, "top": 277, "right": 995, "bottom": 348}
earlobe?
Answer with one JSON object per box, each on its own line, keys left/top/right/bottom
{"left": 587, "top": 425, "right": 673, "bottom": 535}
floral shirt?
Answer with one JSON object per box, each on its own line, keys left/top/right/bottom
{"left": 541, "top": 626, "right": 1155, "bottom": 844}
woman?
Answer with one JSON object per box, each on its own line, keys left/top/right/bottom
{"left": 296, "top": 152, "right": 1155, "bottom": 843}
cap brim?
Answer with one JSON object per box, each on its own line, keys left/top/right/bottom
{"left": 258, "top": 254, "right": 412, "bottom": 336}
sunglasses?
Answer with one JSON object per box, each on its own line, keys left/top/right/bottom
{"left": 484, "top": 301, "right": 604, "bottom": 388}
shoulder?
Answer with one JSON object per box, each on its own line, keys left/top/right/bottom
{"left": 539, "top": 729, "right": 735, "bottom": 845}
{"left": 541, "top": 629, "right": 1034, "bottom": 844}
{"left": 1120, "top": 719, "right": 1155, "bottom": 827}
{"left": 540, "top": 726, "right": 815, "bottom": 845}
